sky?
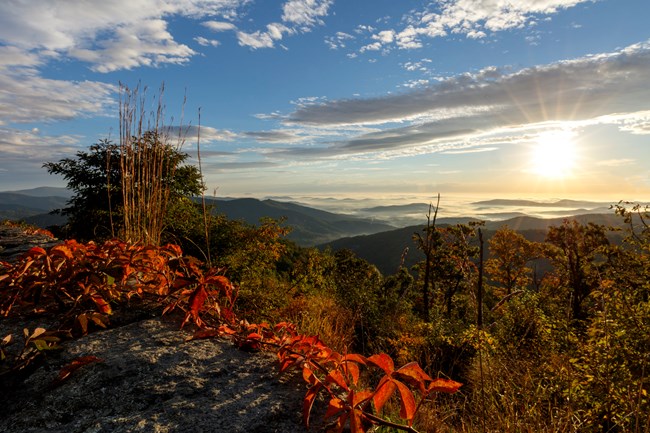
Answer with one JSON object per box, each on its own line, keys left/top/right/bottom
{"left": 1, "top": 0, "right": 649, "bottom": 203}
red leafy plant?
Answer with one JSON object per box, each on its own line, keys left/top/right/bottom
{"left": 190, "top": 321, "right": 462, "bottom": 433}
{"left": 2, "top": 239, "right": 462, "bottom": 432}
{"left": 0, "top": 240, "right": 231, "bottom": 333}
{"left": 0, "top": 327, "right": 68, "bottom": 387}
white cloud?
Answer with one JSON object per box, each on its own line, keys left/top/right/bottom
{"left": 355, "top": 25, "right": 376, "bottom": 34}
{"left": 288, "top": 42, "right": 650, "bottom": 127}
{"left": 267, "top": 23, "right": 290, "bottom": 40}
{"left": 281, "top": 0, "right": 333, "bottom": 27}
{"left": 202, "top": 20, "right": 238, "bottom": 32}
{"left": 325, "top": 31, "right": 355, "bottom": 50}
{"left": 233, "top": 22, "right": 291, "bottom": 49}
{"left": 278, "top": 41, "right": 650, "bottom": 157}
{"left": 244, "top": 130, "right": 309, "bottom": 143}
{"left": 237, "top": 30, "right": 275, "bottom": 49}
{"left": 69, "top": 19, "right": 197, "bottom": 72}
{"left": 0, "top": 127, "right": 83, "bottom": 172}
{"left": 235, "top": 0, "right": 332, "bottom": 49}
{"left": 166, "top": 125, "right": 238, "bottom": 143}
{"left": 194, "top": 36, "right": 221, "bottom": 47}
{"left": 0, "top": 46, "right": 44, "bottom": 69}
{"left": 612, "top": 111, "right": 650, "bottom": 135}
{"left": 402, "top": 59, "right": 432, "bottom": 72}
{"left": 358, "top": 0, "right": 592, "bottom": 53}
{"left": 0, "top": 0, "right": 251, "bottom": 72}
{"left": 401, "top": 79, "right": 430, "bottom": 89}
{"left": 0, "top": 68, "right": 116, "bottom": 124}
{"left": 374, "top": 30, "right": 395, "bottom": 44}
{"left": 441, "top": 147, "right": 499, "bottom": 154}
{"left": 395, "top": 26, "right": 423, "bottom": 50}
{"left": 360, "top": 42, "right": 382, "bottom": 53}
{"left": 595, "top": 158, "right": 636, "bottom": 167}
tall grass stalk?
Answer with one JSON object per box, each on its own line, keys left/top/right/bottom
{"left": 196, "top": 108, "right": 212, "bottom": 266}
{"left": 118, "top": 83, "right": 186, "bottom": 245}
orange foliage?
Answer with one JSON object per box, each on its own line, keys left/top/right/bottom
{"left": 1, "top": 239, "right": 462, "bottom": 433}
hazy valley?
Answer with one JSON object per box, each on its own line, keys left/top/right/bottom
{"left": 0, "top": 187, "right": 629, "bottom": 274}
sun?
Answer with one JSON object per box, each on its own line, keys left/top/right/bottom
{"left": 530, "top": 130, "right": 577, "bottom": 179}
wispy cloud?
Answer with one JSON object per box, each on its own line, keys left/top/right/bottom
{"left": 273, "top": 41, "right": 650, "bottom": 158}
{"left": 595, "top": 158, "right": 636, "bottom": 167}
{"left": 202, "top": 21, "right": 238, "bottom": 32}
{"left": 166, "top": 126, "right": 238, "bottom": 143}
{"left": 203, "top": 161, "right": 279, "bottom": 171}
{"left": 441, "top": 147, "right": 499, "bottom": 154}
{"left": 0, "top": 64, "right": 116, "bottom": 124}
{"left": 287, "top": 42, "right": 650, "bottom": 126}
{"left": 0, "top": 127, "right": 83, "bottom": 164}
{"left": 325, "top": 32, "right": 355, "bottom": 50}
{"left": 194, "top": 36, "right": 220, "bottom": 47}
{"left": 244, "top": 130, "right": 309, "bottom": 143}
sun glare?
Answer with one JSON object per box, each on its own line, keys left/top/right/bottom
{"left": 531, "top": 130, "right": 577, "bottom": 179}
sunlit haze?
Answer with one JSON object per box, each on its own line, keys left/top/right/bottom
{"left": 1, "top": 0, "right": 649, "bottom": 209}
{"left": 530, "top": 130, "right": 577, "bottom": 179}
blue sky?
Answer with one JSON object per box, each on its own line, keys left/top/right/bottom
{"left": 1, "top": 0, "right": 649, "bottom": 202}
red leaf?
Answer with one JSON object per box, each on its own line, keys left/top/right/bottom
{"left": 55, "top": 355, "right": 102, "bottom": 384}
{"left": 349, "top": 407, "right": 365, "bottom": 433}
{"left": 279, "top": 356, "right": 299, "bottom": 373}
{"left": 394, "top": 379, "right": 417, "bottom": 422}
{"left": 324, "top": 397, "right": 346, "bottom": 420}
{"left": 75, "top": 314, "right": 89, "bottom": 335}
{"left": 182, "top": 285, "right": 208, "bottom": 328}
{"left": 342, "top": 353, "right": 367, "bottom": 365}
{"left": 349, "top": 390, "right": 373, "bottom": 433}
{"left": 302, "top": 365, "right": 319, "bottom": 385}
{"left": 187, "top": 328, "right": 220, "bottom": 341}
{"left": 26, "top": 246, "right": 47, "bottom": 257}
{"left": 367, "top": 353, "right": 394, "bottom": 376}
{"left": 303, "top": 383, "right": 322, "bottom": 428}
{"left": 373, "top": 376, "right": 397, "bottom": 414}
{"left": 207, "top": 275, "right": 232, "bottom": 291}
{"left": 326, "top": 369, "right": 350, "bottom": 391}
{"left": 427, "top": 377, "right": 463, "bottom": 394}
{"left": 395, "top": 362, "right": 433, "bottom": 392}
{"left": 352, "top": 390, "right": 374, "bottom": 408}
{"left": 341, "top": 361, "right": 361, "bottom": 386}
{"left": 91, "top": 294, "right": 112, "bottom": 315}
{"left": 218, "top": 324, "right": 237, "bottom": 335}
{"left": 50, "top": 245, "right": 73, "bottom": 260}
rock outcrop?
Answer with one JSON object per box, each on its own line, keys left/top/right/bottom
{"left": 0, "top": 223, "right": 60, "bottom": 263}
{"left": 0, "top": 317, "right": 311, "bottom": 433}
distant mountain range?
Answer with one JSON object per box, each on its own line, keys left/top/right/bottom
{"left": 0, "top": 188, "right": 629, "bottom": 261}
{"left": 472, "top": 198, "right": 610, "bottom": 208}
{"left": 0, "top": 189, "right": 69, "bottom": 226}
{"left": 0, "top": 188, "right": 394, "bottom": 246}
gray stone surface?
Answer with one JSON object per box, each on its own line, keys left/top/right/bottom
{"left": 0, "top": 317, "right": 314, "bottom": 433}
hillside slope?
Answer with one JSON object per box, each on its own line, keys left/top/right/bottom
{"left": 0, "top": 192, "right": 68, "bottom": 223}
{"left": 205, "top": 197, "right": 395, "bottom": 246}
{"left": 320, "top": 213, "right": 626, "bottom": 275}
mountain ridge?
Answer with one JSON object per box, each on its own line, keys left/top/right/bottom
{"left": 319, "top": 212, "right": 626, "bottom": 275}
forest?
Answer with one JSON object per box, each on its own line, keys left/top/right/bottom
{"left": 1, "top": 121, "right": 649, "bottom": 432}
